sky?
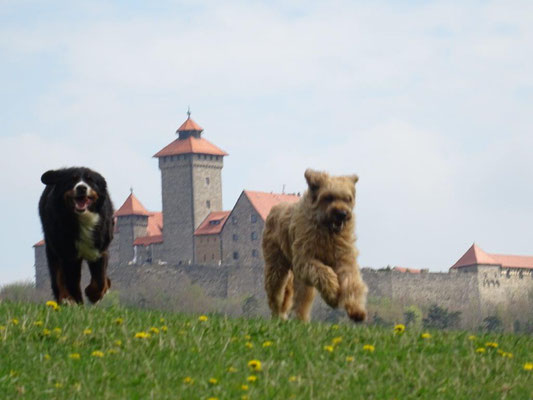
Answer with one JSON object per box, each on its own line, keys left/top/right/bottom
{"left": 1, "top": 0, "right": 533, "bottom": 285}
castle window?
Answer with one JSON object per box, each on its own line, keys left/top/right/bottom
{"left": 203, "top": 254, "right": 206, "bottom": 262}
{"left": 212, "top": 254, "right": 215, "bottom": 260}
{"left": 252, "top": 249, "right": 259, "bottom": 258}
{"left": 232, "top": 216, "right": 238, "bottom": 225}
{"left": 206, "top": 200, "right": 211, "bottom": 209}
{"left": 233, "top": 234, "right": 238, "bottom": 242}
{"left": 251, "top": 231, "right": 258, "bottom": 241}
{"left": 251, "top": 214, "right": 257, "bottom": 223}
{"left": 206, "top": 177, "right": 210, "bottom": 185}
{"left": 233, "top": 251, "right": 239, "bottom": 260}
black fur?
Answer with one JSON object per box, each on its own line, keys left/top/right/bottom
{"left": 39, "top": 167, "right": 114, "bottom": 303}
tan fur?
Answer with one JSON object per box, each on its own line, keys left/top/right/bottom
{"left": 262, "top": 169, "right": 368, "bottom": 322}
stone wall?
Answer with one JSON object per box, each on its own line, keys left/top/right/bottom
{"left": 195, "top": 235, "right": 223, "bottom": 265}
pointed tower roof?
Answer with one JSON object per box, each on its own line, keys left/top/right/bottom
{"left": 115, "top": 192, "right": 151, "bottom": 217}
{"left": 451, "top": 243, "right": 499, "bottom": 269}
{"left": 154, "top": 109, "right": 228, "bottom": 158}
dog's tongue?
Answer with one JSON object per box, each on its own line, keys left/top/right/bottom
{"left": 75, "top": 197, "right": 90, "bottom": 211}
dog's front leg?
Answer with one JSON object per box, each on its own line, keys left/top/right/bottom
{"left": 293, "top": 258, "right": 340, "bottom": 308}
{"left": 85, "top": 252, "right": 111, "bottom": 303}
{"left": 336, "top": 264, "right": 368, "bottom": 322}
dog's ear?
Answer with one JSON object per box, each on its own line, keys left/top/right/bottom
{"left": 41, "top": 170, "right": 63, "bottom": 185}
{"left": 305, "top": 169, "right": 327, "bottom": 193}
{"left": 349, "top": 174, "right": 359, "bottom": 185}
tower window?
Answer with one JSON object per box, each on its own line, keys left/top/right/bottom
{"left": 251, "top": 214, "right": 257, "bottom": 223}
{"left": 206, "top": 177, "right": 210, "bottom": 185}
{"left": 252, "top": 249, "right": 259, "bottom": 258}
{"left": 251, "top": 231, "right": 258, "bottom": 241}
{"left": 233, "top": 234, "right": 238, "bottom": 242}
{"left": 206, "top": 200, "right": 211, "bottom": 209}
{"left": 232, "top": 216, "right": 238, "bottom": 225}
{"left": 233, "top": 251, "right": 239, "bottom": 260}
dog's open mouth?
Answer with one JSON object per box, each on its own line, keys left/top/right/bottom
{"left": 74, "top": 196, "right": 94, "bottom": 213}
{"left": 330, "top": 220, "right": 344, "bottom": 233}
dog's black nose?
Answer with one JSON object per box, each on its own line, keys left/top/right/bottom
{"left": 334, "top": 209, "right": 348, "bottom": 221}
{"left": 75, "top": 185, "right": 87, "bottom": 196}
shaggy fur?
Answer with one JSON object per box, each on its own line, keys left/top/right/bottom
{"left": 262, "top": 169, "right": 368, "bottom": 322}
{"left": 39, "top": 167, "right": 114, "bottom": 304}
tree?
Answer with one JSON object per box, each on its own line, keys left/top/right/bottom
{"left": 482, "top": 315, "right": 503, "bottom": 333}
{"left": 404, "top": 305, "right": 423, "bottom": 328}
{"left": 423, "top": 304, "right": 462, "bottom": 330}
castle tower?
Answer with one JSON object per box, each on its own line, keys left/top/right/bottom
{"left": 115, "top": 191, "right": 150, "bottom": 263}
{"left": 154, "top": 111, "right": 228, "bottom": 265}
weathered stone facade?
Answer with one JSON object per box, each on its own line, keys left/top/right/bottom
{"left": 221, "top": 192, "right": 263, "bottom": 267}
{"left": 195, "top": 235, "right": 223, "bottom": 265}
{"left": 116, "top": 214, "right": 148, "bottom": 263}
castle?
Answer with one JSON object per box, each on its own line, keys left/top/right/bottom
{"left": 33, "top": 112, "right": 533, "bottom": 328}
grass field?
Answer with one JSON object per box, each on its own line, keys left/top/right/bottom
{"left": 0, "top": 301, "right": 532, "bottom": 400}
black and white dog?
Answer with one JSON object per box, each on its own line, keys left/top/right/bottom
{"left": 39, "top": 167, "right": 114, "bottom": 304}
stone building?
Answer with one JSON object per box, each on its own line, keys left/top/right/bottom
{"left": 193, "top": 211, "right": 230, "bottom": 265}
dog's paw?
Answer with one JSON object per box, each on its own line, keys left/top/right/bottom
{"left": 85, "top": 281, "right": 109, "bottom": 304}
{"left": 347, "top": 308, "right": 367, "bottom": 323}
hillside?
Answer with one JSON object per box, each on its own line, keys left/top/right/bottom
{"left": 0, "top": 301, "right": 531, "bottom": 399}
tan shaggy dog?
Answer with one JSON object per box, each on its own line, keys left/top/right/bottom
{"left": 262, "top": 169, "right": 367, "bottom": 322}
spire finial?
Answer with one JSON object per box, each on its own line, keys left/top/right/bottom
{"left": 187, "top": 105, "right": 191, "bottom": 119}
{"left": 130, "top": 187, "right": 133, "bottom": 194}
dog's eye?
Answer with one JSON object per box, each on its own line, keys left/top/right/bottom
{"left": 72, "top": 175, "right": 80, "bottom": 182}
{"left": 324, "top": 195, "right": 334, "bottom": 202}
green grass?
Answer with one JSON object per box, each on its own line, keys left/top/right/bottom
{"left": 0, "top": 301, "right": 532, "bottom": 399}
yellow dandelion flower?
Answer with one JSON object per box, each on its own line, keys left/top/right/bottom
{"left": 207, "top": 397, "right": 218, "bottom": 400}
{"left": 114, "top": 340, "right": 122, "bottom": 347}
{"left": 44, "top": 354, "right": 50, "bottom": 360}
{"left": 244, "top": 334, "right": 251, "bottom": 340}
{"left": 198, "top": 315, "right": 208, "bottom": 322}
{"left": 245, "top": 342, "right": 253, "bottom": 349}
{"left": 485, "top": 342, "right": 498, "bottom": 348}
{"left": 83, "top": 328, "right": 92, "bottom": 335}
{"left": 241, "top": 384, "right": 249, "bottom": 391}
{"left": 161, "top": 325, "right": 168, "bottom": 332}
{"left": 46, "top": 300, "right": 58, "bottom": 308}
{"left": 91, "top": 350, "right": 104, "bottom": 358}
{"left": 228, "top": 366, "right": 238, "bottom": 373}
{"left": 0, "top": 325, "right": 5, "bottom": 331}
{"left": 363, "top": 344, "right": 375, "bottom": 352}
{"left": 42, "top": 328, "right": 51, "bottom": 336}
{"left": 332, "top": 337, "right": 343, "bottom": 345}
{"left": 54, "top": 382, "right": 63, "bottom": 389}
{"left": 476, "top": 347, "right": 486, "bottom": 353}
{"left": 421, "top": 333, "right": 431, "bottom": 339}
{"left": 183, "top": 376, "right": 194, "bottom": 384}
{"left": 149, "top": 327, "right": 160, "bottom": 334}
{"left": 324, "top": 345, "right": 334, "bottom": 353}
{"left": 134, "top": 331, "right": 151, "bottom": 339}
{"left": 242, "top": 396, "right": 249, "bottom": 400}
{"left": 10, "top": 318, "right": 19, "bottom": 325}
{"left": 160, "top": 318, "right": 165, "bottom": 323}
{"left": 69, "top": 353, "right": 81, "bottom": 360}
{"left": 33, "top": 321, "right": 44, "bottom": 327}
{"left": 114, "top": 318, "right": 124, "bottom": 325}
{"left": 53, "top": 327, "right": 61, "bottom": 335}
{"left": 9, "top": 370, "right": 18, "bottom": 377}
{"left": 468, "top": 335, "right": 477, "bottom": 340}
{"left": 502, "top": 352, "right": 513, "bottom": 359}
{"left": 289, "top": 375, "right": 299, "bottom": 382}
{"left": 262, "top": 340, "right": 273, "bottom": 347}
{"left": 247, "top": 375, "right": 257, "bottom": 382}
{"left": 248, "top": 360, "right": 262, "bottom": 371}
{"left": 208, "top": 378, "right": 218, "bottom": 385}
{"left": 331, "top": 324, "right": 339, "bottom": 330}
{"left": 523, "top": 362, "right": 533, "bottom": 371}
{"left": 393, "top": 324, "right": 405, "bottom": 334}
{"left": 346, "top": 356, "right": 355, "bottom": 362}
{"left": 108, "top": 348, "right": 119, "bottom": 355}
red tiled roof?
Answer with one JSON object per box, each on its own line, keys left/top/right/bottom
{"left": 194, "top": 211, "right": 230, "bottom": 236}
{"left": 34, "top": 240, "right": 45, "bottom": 247}
{"left": 153, "top": 137, "right": 228, "bottom": 158}
{"left": 393, "top": 267, "right": 422, "bottom": 274}
{"left": 177, "top": 117, "right": 203, "bottom": 132}
{"left": 244, "top": 191, "right": 300, "bottom": 221}
{"left": 147, "top": 212, "right": 163, "bottom": 236}
{"left": 133, "top": 234, "right": 163, "bottom": 246}
{"left": 451, "top": 243, "right": 533, "bottom": 270}
{"left": 115, "top": 193, "right": 151, "bottom": 217}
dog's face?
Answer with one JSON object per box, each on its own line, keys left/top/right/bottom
{"left": 305, "top": 169, "right": 358, "bottom": 233}
{"left": 41, "top": 167, "right": 108, "bottom": 215}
